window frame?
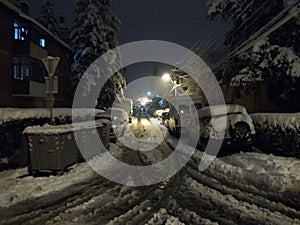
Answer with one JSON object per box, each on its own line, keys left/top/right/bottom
{"left": 14, "top": 20, "right": 28, "bottom": 41}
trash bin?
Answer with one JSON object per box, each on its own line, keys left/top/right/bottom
{"left": 24, "top": 124, "right": 78, "bottom": 173}
{"left": 95, "top": 114, "right": 117, "bottom": 143}
{"left": 98, "top": 119, "right": 116, "bottom": 143}
{"left": 75, "top": 120, "right": 109, "bottom": 161}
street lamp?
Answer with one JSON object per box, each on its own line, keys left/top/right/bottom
{"left": 162, "top": 73, "right": 178, "bottom": 96}
{"left": 162, "top": 73, "right": 171, "bottom": 82}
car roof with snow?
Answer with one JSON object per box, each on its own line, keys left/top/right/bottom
{"left": 198, "top": 104, "right": 247, "bottom": 117}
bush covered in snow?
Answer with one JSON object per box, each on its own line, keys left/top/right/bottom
{"left": 251, "top": 113, "right": 300, "bottom": 157}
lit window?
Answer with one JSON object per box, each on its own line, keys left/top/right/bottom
{"left": 13, "top": 65, "right": 30, "bottom": 80}
{"left": 14, "top": 21, "right": 28, "bottom": 40}
{"left": 13, "top": 65, "right": 20, "bottom": 79}
{"left": 39, "top": 38, "right": 46, "bottom": 47}
{"left": 13, "top": 57, "right": 31, "bottom": 80}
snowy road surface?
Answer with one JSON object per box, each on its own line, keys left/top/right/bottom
{"left": 0, "top": 118, "right": 299, "bottom": 225}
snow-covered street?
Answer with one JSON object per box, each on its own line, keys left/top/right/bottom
{"left": 0, "top": 0, "right": 299, "bottom": 224}
{"left": 0, "top": 118, "right": 299, "bottom": 225}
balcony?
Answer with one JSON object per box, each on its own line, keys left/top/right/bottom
{"left": 12, "top": 79, "right": 46, "bottom": 97}
{"left": 13, "top": 40, "right": 47, "bottom": 60}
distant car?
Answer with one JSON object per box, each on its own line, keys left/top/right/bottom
{"left": 153, "top": 108, "right": 170, "bottom": 118}
{"left": 194, "top": 104, "right": 255, "bottom": 154}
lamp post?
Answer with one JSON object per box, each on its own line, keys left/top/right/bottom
{"left": 42, "top": 56, "right": 60, "bottom": 124}
{"left": 162, "top": 73, "right": 178, "bottom": 96}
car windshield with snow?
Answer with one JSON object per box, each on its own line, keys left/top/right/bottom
{"left": 197, "top": 104, "right": 255, "bottom": 155}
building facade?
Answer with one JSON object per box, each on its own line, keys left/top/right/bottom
{"left": 0, "top": 0, "right": 72, "bottom": 108}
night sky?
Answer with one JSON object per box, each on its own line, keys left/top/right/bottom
{"left": 24, "top": 0, "right": 226, "bottom": 82}
{"left": 112, "top": 0, "right": 215, "bottom": 48}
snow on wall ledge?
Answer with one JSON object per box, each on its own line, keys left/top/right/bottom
{"left": 0, "top": 108, "right": 104, "bottom": 125}
{"left": 251, "top": 113, "right": 300, "bottom": 157}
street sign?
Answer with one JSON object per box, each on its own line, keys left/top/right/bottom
{"left": 45, "top": 76, "right": 58, "bottom": 94}
{"left": 42, "top": 56, "right": 60, "bottom": 77}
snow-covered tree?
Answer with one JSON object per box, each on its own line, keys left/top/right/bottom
{"left": 207, "top": 0, "right": 300, "bottom": 107}
{"left": 70, "top": 0, "right": 126, "bottom": 108}
{"left": 37, "top": 0, "right": 60, "bottom": 36}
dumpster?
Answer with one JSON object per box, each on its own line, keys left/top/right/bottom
{"left": 95, "top": 114, "right": 117, "bottom": 143}
{"left": 74, "top": 120, "right": 110, "bottom": 161}
{"left": 23, "top": 124, "right": 78, "bottom": 174}
{"left": 75, "top": 122, "right": 100, "bottom": 161}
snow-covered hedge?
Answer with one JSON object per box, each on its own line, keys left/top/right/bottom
{"left": 0, "top": 108, "right": 104, "bottom": 125}
{"left": 251, "top": 113, "right": 300, "bottom": 157}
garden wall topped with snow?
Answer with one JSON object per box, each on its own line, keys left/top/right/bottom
{"left": 251, "top": 113, "right": 300, "bottom": 158}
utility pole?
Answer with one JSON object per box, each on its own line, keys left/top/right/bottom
{"left": 42, "top": 56, "right": 60, "bottom": 124}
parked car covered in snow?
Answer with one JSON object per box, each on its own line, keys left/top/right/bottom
{"left": 196, "top": 104, "right": 255, "bottom": 153}
{"left": 165, "top": 95, "right": 204, "bottom": 136}
{"left": 104, "top": 108, "right": 129, "bottom": 124}
{"left": 113, "top": 98, "right": 133, "bottom": 123}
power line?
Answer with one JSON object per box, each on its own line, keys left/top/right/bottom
{"left": 175, "top": 0, "right": 251, "bottom": 68}
{"left": 213, "top": 1, "right": 299, "bottom": 70}
{"left": 178, "top": 0, "right": 269, "bottom": 71}
{"left": 213, "top": 0, "right": 277, "bottom": 64}
{"left": 197, "top": 0, "right": 255, "bottom": 57}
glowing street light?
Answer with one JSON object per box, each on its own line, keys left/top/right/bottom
{"left": 162, "top": 73, "right": 178, "bottom": 96}
{"left": 162, "top": 73, "right": 171, "bottom": 82}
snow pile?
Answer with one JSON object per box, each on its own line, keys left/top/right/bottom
{"left": 179, "top": 176, "right": 299, "bottom": 225}
{"left": 165, "top": 131, "right": 300, "bottom": 210}
{"left": 146, "top": 208, "right": 184, "bottom": 225}
{"left": 251, "top": 113, "right": 300, "bottom": 157}
{"left": 107, "top": 200, "right": 152, "bottom": 225}
{"left": 166, "top": 199, "right": 218, "bottom": 225}
{"left": 0, "top": 162, "right": 96, "bottom": 208}
{"left": 191, "top": 151, "right": 300, "bottom": 209}
{"left": 0, "top": 143, "right": 122, "bottom": 208}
